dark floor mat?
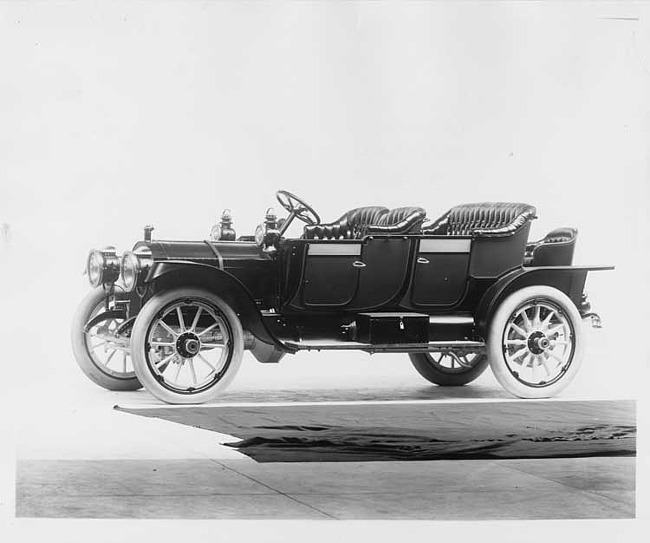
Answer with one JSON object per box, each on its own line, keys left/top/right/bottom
{"left": 116, "top": 398, "right": 636, "bottom": 462}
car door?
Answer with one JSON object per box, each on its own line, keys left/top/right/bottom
{"left": 347, "top": 237, "right": 413, "bottom": 310}
{"left": 301, "top": 241, "right": 362, "bottom": 307}
{"left": 409, "top": 237, "right": 472, "bottom": 306}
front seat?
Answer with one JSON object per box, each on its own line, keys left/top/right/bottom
{"left": 364, "top": 206, "right": 427, "bottom": 235}
{"left": 303, "top": 206, "right": 389, "bottom": 239}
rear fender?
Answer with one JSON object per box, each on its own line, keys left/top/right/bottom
{"left": 475, "top": 265, "right": 613, "bottom": 337}
{"left": 145, "top": 261, "right": 285, "bottom": 351}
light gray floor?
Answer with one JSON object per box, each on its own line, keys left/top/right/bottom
{"left": 16, "top": 456, "right": 634, "bottom": 519}
{"left": 8, "top": 336, "right": 638, "bottom": 521}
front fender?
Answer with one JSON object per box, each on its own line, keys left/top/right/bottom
{"left": 475, "top": 265, "right": 613, "bottom": 337}
{"left": 145, "top": 260, "right": 286, "bottom": 351}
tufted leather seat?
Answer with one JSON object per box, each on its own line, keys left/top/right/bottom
{"left": 422, "top": 202, "right": 537, "bottom": 237}
{"left": 303, "top": 206, "right": 389, "bottom": 239}
{"left": 524, "top": 227, "right": 577, "bottom": 266}
{"left": 363, "top": 206, "right": 427, "bottom": 235}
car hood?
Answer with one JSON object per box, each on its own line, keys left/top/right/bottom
{"left": 134, "top": 239, "right": 273, "bottom": 269}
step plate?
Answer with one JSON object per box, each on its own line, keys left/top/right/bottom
{"left": 283, "top": 339, "right": 486, "bottom": 353}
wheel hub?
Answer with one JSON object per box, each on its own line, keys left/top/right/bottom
{"left": 527, "top": 331, "right": 550, "bottom": 355}
{"left": 176, "top": 332, "right": 201, "bottom": 358}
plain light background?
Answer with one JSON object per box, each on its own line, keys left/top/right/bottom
{"left": 0, "top": 1, "right": 648, "bottom": 541}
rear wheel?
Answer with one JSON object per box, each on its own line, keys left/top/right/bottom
{"left": 488, "top": 285, "right": 584, "bottom": 398}
{"left": 71, "top": 288, "right": 142, "bottom": 391}
{"left": 409, "top": 352, "right": 488, "bottom": 386}
{"left": 131, "top": 288, "right": 244, "bottom": 404}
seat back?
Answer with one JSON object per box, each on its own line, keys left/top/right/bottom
{"left": 525, "top": 227, "right": 578, "bottom": 266}
{"left": 364, "top": 206, "right": 427, "bottom": 235}
{"left": 303, "top": 206, "right": 389, "bottom": 239}
{"left": 423, "top": 202, "right": 537, "bottom": 237}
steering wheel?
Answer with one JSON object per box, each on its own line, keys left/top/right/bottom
{"left": 275, "top": 190, "right": 321, "bottom": 228}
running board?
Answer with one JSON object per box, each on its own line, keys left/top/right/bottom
{"left": 282, "top": 339, "right": 486, "bottom": 353}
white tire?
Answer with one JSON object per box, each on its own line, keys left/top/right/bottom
{"left": 488, "top": 285, "right": 584, "bottom": 399}
{"left": 409, "top": 352, "right": 488, "bottom": 386}
{"left": 131, "top": 288, "right": 244, "bottom": 404}
{"left": 71, "top": 288, "right": 142, "bottom": 391}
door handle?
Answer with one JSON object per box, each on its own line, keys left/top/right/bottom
{"left": 352, "top": 260, "right": 366, "bottom": 268}
{"left": 417, "top": 257, "right": 430, "bottom": 264}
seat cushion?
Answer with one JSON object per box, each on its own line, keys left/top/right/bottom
{"left": 303, "top": 206, "right": 389, "bottom": 239}
{"left": 423, "top": 202, "right": 537, "bottom": 237}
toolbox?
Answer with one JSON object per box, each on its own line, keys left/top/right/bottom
{"left": 356, "top": 312, "right": 429, "bottom": 344}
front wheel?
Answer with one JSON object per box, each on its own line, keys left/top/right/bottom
{"left": 409, "top": 352, "right": 488, "bottom": 386}
{"left": 130, "top": 288, "right": 244, "bottom": 404}
{"left": 71, "top": 288, "right": 142, "bottom": 391}
{"left": 487, "top": 285, "right": 584, "bottom": 399}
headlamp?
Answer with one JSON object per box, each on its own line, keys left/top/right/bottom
{"left": 86, "top": 247, "right": 120, "bottom": 287}
{"left": 254, "top": 224, "right": 266, "bottom": 246}
{"left": 120, "top": 247, "right": 153, "bottom": 292}
{"left": 120, "top": 252, "right": 140, "bottom": 292}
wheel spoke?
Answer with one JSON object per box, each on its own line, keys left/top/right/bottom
{"left": 547, "top": 350, "right": 567, "bottom": 366}
{"left": 103, "top": 349, "right": 117, "bottom": 367}
{"left": 158, "top": 320, "right": 179, "bottom": 338}
{"left": 155, "top": 352, "right": 177, "bottom": 369}
{"left": 540, "top": 354, "right": 553, "bottom": 376}
{"left": 150, "top": 341, "right": 176, "bottom": 347}
{"left": 541, "top": 311, "right": 554, "bottom": 330}
{"left": 508, "top": 345, "right": 527, "bottom": 358}
{"left": 546, "top": 324, "right": 565, "bottom": 336}
{"left": 520, "top": 309, "right": 532, "bottom": 332}
{"left": 176, "top": 307, "right": 186, "bottom": 332}
{"left": 506, "top": 339, "right": 527, "bottom": 346}
{"left": 509, "top": 348, "right": 529, "bottom": 363}
{"left": 516, "top": 353, "right": 528, "bottom": 367}
{"left": 197, "top": 322, "right": 220, "bottom": 337}
{"left": 533, "top": 305, "right": 541, "bottom": 329}
{"left": 197, "top": 353, "right": 217, "bottom": 374}
{"left": 200, "top": 342, "right": 225, "bottom": 349}
{"left": 173, "top": 359, "right": 184, "bottom": 382}
{"left": 188, "top": 359, "right": 197, "bottom": 385}
{"left": 122, "top": 352, "right": 127, "bottom": 373}
{"left": 550, "top": 340, "right": 569, "bottom": 347}
{"left": 190, "top": 307, "right": 203, "bottom": 333}
{"left": 510, "top": 323, "right": 528, "bottom": 337}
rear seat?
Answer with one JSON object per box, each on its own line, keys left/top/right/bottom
{"left": 422, "top": 202, "right": 537, "bottom": 237}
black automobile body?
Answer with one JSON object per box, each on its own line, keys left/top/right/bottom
{"left": 72, "top": 190, "right": 611, "bottom": 403}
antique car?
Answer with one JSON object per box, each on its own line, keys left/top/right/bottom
{"left": 72, "top": 190, "right": 611, "bottom": 404}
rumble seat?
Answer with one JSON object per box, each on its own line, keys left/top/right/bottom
{"left": 422, "top": 202, "right": 537, "bottom": 237}
{"left": 524, "top": 227, "right": 577, "bottom": 266}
